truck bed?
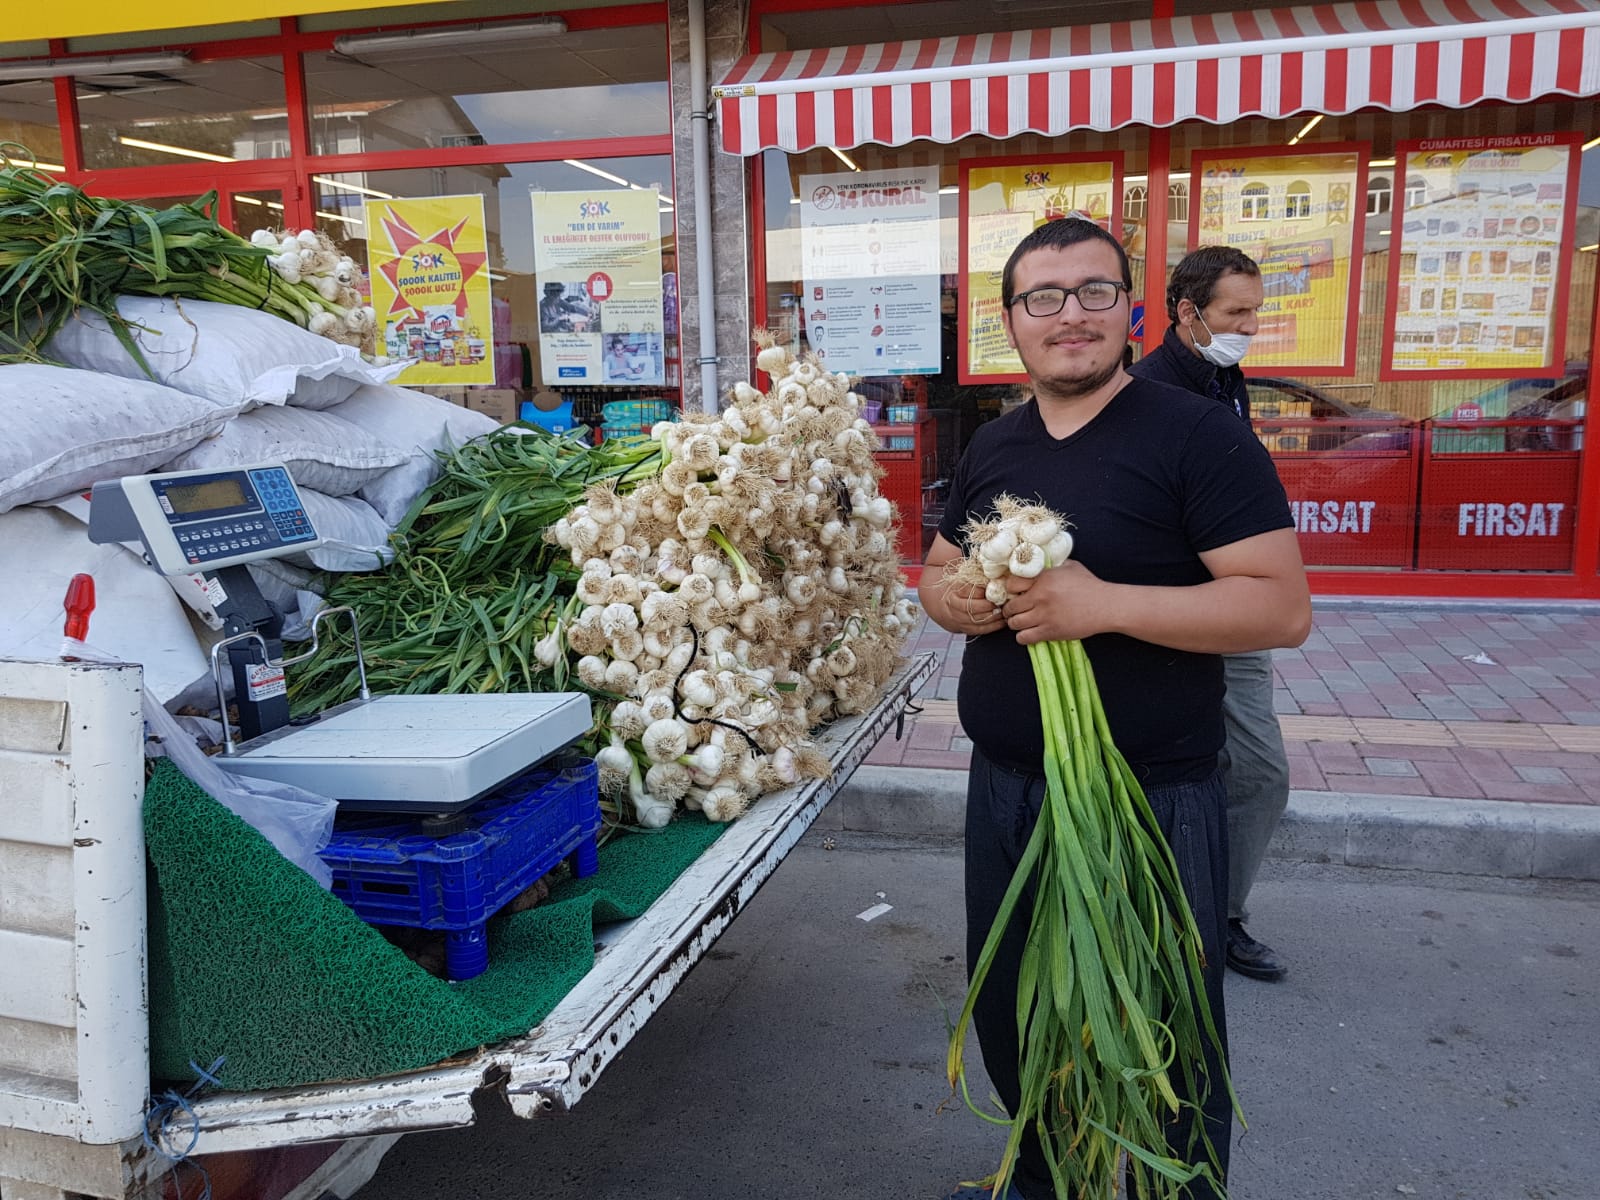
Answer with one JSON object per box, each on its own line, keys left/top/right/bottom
{"left": 0, "top": 653, "right": 935, "bottom": 1198}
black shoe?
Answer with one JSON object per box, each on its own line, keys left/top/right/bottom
{"left": 1227, "top": 919, "right": 1287, "bottom": 981}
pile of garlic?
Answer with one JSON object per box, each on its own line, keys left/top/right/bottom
{"left": 546, "top": 336, "right": 918, "bottom": 826}
{"left": 249, "top": 227, "right": 377, "bottom": 352}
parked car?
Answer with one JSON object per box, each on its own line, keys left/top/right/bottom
{"left": 1427, "top": 368, "right": 1587, "bottom": 453}
{"left": 1247, "top": 377, "right": 1414, "bottom": 453}
{"left": 1500, "top": 373, "right": 1585, "bottom": 451}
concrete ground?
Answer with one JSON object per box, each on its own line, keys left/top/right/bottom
{"left": 353, "top": 831, "right": 1600, "bottom": 1200}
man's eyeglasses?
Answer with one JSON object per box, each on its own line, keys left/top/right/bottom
{"left": 1008, "top": 281, "right": 1128, "bottom": 317}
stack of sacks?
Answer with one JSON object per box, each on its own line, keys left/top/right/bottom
{"left": 43, "top": 294, "right": 498, "bottom": 584}
{"left": 0, "top": 299, "right": 500, "bottom": 701}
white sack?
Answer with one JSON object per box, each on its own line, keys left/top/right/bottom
{"left": 330, "top": 383, "right": 499, "bottom": 526}
{"left": 0, "top": 362, "right": 230, "bottom": 515}
{"left": 287, "top": 490, "right": 395, "bottom": 573}
{"left": 46, "top": 295, "right": 403, "bottom": 412}
{"left": 162, "top": 404, "right": 410, "bottom": 497}
{"left": 0, "top": 506, "right": 208, "bottom": 704}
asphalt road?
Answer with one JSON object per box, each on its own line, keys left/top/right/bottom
{"left": 354, "top": 833, "right": 1598, "bottom": 1200}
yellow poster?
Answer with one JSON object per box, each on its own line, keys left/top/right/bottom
{"left": 532, "top": 190, "right": 666, "bottom": 388}
{"left": 1191, "top": 147, "right": 1364, "bottom": 374}
{"left": 1385, "top": 134, "right": 1579, "bottom": 376}
{"left": 365, "top": 194, "right": 495, "bottom": 386}
{"left": 960, "top": 157, "right": 1120, "bottom": 382}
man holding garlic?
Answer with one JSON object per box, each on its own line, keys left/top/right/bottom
{"left": 919, "top": 218, "right": 1310, "bottom": 1200}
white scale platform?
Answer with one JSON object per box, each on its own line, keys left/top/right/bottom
{"left": 216, "top": 692, "right": 593, "bottom": 813}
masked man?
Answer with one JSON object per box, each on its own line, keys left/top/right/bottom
{"left": 1129, "top": 245, "right": 1293, "bottom": 983}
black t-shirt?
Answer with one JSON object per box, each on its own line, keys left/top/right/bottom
{"left": 1129, "top": 325, "right": 1252, "bottom": 421}
{"left": 938, "top": 377, "right": 1292, "bottom": 786}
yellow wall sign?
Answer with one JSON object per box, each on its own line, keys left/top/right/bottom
{"left": 13, "top": 0, "right": 456, "bottom": 41}
{"left": 958, "top": 155, "right": 1123, "bottom": 384}
{"left": 1189, "top": 145, "right": 1367, "bottom": 376}
{"left": 365, "top": 194, "right": 495, "bottom": 387}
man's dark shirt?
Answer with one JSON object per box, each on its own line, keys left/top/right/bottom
{"left": 1130, "top": 324, "right": 1251, "bottom": 421}
{"left": 938, "top": 379, "right": 1292, "bottom": 786}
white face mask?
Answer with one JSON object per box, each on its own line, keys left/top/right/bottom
{"left": 1191, "top": 313, "right": 1252, "bottom": 368}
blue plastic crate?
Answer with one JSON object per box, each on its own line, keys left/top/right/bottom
{"left": 601, "top": 398, "right": 675, "bottom": 425}
{"left": 599, "top": 421, "right": 652, "bottom": 442}
{"left": 318, "top": 757, "right": 601, "bottom": 981}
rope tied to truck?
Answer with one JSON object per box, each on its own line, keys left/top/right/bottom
{"left": 141, "top": 1055, "right": 226, "bottom": 1200}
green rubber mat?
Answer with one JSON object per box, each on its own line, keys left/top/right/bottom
{"left": 144, "top": 758, "right": 726, "bottom": 1092}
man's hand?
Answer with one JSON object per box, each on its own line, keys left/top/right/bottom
{"left": 1001, "top": 561, "right": 1113, "bottom": 645}
{"left": 918, "top": 534, "right": 1008, "bottom": 638}
{"left": 931, "top": 570, "right": 1010, "bottom": 637}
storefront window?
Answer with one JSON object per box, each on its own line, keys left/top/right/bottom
{"left": 1168, "top": 100, "right": 1598, "bottom": 574}
{"left": 0, "top": 81, "right": 66, "bottom": 169}
{"left": 76, "top": 57, "right": 289, "bottom": 169}
{"left": 305, "top": 24, "right": 670, "bottom": 155}
{"left": 232, "top": 189, "right": 286, "bottom": 241}
{"left": 313, "top": 156, "right": 679, "bottom": 423}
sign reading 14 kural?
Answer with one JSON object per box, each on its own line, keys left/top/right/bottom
{"left": 798, "top": 168, "right": 941, "bottom": 376}
{"left": 533, "top": 189, "right": 666, "bottom": 387}
{"left": 1383, "top": 133, "right": 1582, "bottom": 379}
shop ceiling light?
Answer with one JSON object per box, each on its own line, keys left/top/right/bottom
{"left": 564, "top": 158, "right": 633, "bottom": 188}
{"left": 118, "top": 136, "right": 235, "bottom": 164}
{"left": 1583, "top": 135, "right": 1600, "bottom": 152}
{"left": 1287, "top": 114, "right": 1323, "bottom": 145}
{"left": 0, "top": 52, "right": 189, "bottom": 81}
{"left": 314, "top": 176, "right": 394, "bottom": 200}
{"left": 334, "top": 19, "right": 567, "bottom": 57}
{"left": 829, "top": 147, "right": 860, "bottom": 172}
{"left": 1, "top": 152, "right": 65, "bottom": 173}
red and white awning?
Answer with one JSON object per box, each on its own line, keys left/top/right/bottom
{"left": 713, "top": 0, "right": 1600, "bottom": 155}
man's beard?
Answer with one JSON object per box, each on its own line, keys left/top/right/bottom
{"left": 1021, "top": 335, "right": 1124, "bottom": 401}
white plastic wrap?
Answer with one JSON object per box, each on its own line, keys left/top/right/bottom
{"left": 144, "top": 696, "right": 337, "bottom": 888}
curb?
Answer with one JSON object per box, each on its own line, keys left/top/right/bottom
{"left": 825, "top": 765, "right": 1600, "bottom": 882}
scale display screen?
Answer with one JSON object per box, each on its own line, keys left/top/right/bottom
{"left": 88, "top": 462, "right": 323, "bottom": 576}
{"left": 164, "top": 477, "right": 249, "bottom": 516}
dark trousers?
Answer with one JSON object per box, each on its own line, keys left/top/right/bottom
{"left": 963, "top": 748, "right": 1233, "bottom": 1200}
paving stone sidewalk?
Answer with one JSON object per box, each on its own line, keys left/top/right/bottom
{"left": 870, "top": 603, "right": 1600, "bottom": 807}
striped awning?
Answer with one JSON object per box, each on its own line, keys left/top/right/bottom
{"left": 713, "top": 0, "right": 1600, "bottom": 155}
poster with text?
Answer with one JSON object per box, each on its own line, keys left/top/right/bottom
{"left": 959, "top": 155, "right": 1122, "bottom": 383}
{"left": 799, "top": 168, "right": 941, "bottom": 376}
{"left": 532, "top": 190, "right": 666, "bottom": 387}
{"left": 1383, "top": 133, "right": 1582, "bottom": 378}
{"left": 365, "top": 194, "right": 495, "bottom": 385}
{"left": 1190, "top": 145, "right": 1367, "bottom": 375}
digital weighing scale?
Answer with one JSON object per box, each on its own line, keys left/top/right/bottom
{"left": 88, "top": 461, "right": 591, "bottom": 816}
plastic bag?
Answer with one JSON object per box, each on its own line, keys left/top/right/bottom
{"left": 58, "top": 628, "right": 337, "bottom": 887}
{"left": 144, "top": 697, "right": 337, "bottom": 889}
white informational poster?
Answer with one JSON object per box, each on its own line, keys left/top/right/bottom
{"left": 799, "top": 168, "right": 941, "bottom": 376}
{"left": 532, "top": 190, "right": 666, "bottom": 387}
